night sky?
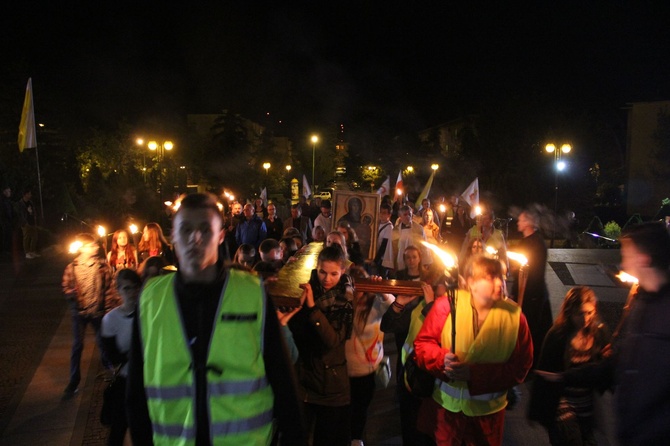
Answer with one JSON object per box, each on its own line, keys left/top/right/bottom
{"left": 3, "top": 2, "right": 670, "bottom": 143}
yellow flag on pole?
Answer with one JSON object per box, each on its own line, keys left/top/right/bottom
{"left": 18, "top": 78, "right": 37, "bottom": 152}
{"left": 414, "top": 170, "right": 435, "bottom": 209}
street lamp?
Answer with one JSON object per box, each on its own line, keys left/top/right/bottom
{"left": 263, "top": 162, "right": 271, "bottom": 175}
{"left": 285, "top": 164, "right": 292, "bottom": 173}
{"left": 136, "top": 138, "right": 147, "bottom": 182}
{"left": 311, "top": 135, "right": 318, "bottom": 191}
{"left": 431, "top": 164, "right": 439, "bottom": 172}
{"left": 545, "top": 143, "right": 572, "bottom": 247}
{"left": 148, "top": 140, "right": 174, "bottom": 212}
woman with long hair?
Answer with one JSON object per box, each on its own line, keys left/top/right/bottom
{"left": 530, "top": 286, "right": 611, "bottom": 445}
{"left": 421, "top": 208, "right": 441, "bottom": 244}
{"left": 346, "top": 266, "right": 394, "bottom": 445}
{"left": 335, "top": 221, "right": 365, "bottom": 266}
{"left": 459, "top": 237, "right": 484, "bottom": 273}
{"left": 326, "top": 230, "right": 354, "bottom": 273}
{"left": 137, "top": 222, "right": 173, "bottom": 265}
{"left": 107, "top": 229, "right": 138, "bottom": 272}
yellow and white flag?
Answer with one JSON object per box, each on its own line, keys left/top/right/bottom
{"left": 18, "top": 78, "right": 37, "bottom": 152}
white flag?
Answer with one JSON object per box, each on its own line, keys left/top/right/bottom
{"left": 18, "top": 78, "right": 37, "bottom": 152}
{"left": 302, "top": 175, "right": 312, "bottom": 199}
{"left": 376, "top": 176, "right": 390, "bottom": 196}
{"left": 460, "top": 177, "right": 479, "bottom": 218}
{"left": 260, "top": 187, "right": 267, "bottom": 204}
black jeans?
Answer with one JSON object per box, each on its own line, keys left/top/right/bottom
{"left": 303, "top": 402, "right": 351, "bottom": 446}
{"left": 107, "top": 376, "right": 128, "bottom": 446}
{"left": 350, "top": 373, "right": 376, "bottom": 440}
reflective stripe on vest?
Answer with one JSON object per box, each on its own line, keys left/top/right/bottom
{"left": 434, "top": 290, "right": 520, "bottom": 416}
{"left": 139, "top": 270, "right": 275, "bottom": 445}
{"left": 437, "top": 381, "right": 507, "bottom": 401}
{"left": 145, "top": 377, "right": 269, "bottom": 399}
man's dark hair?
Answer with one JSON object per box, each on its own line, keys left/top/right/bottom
{"left": 621, "top": 222, "right": 670, "bottom": 270}
{"left": 116, "top": 268, "right": 142, "bottom": 288}
{"left": 280, "top": 236, "right": 297, "bottom": 252}
{"left": 318, "top": 244, "right": 347, "bottom": 267}
{"left": 259, "top": 238, "right": 280, "bottom": 254}
{"left": 176, "top": 193, "right": 222, "bottom": 222}
{"left": 291, "top": 204, "right": 301, "bottom": 211}
{"left": 400, "top": 205, "right": 412, "bottom": 214}
{"left": 380, "top": 203, "right": 392, "bottom": 213}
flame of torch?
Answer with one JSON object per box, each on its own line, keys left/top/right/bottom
{"left": 68, "top": 240, "right": 83, "bottom": 254}
{"left": 507, "top": 251, "right": 528, "bottom": 266}
{"left": 129, "top": 224, "right": 138, "bottom": 235}
{"left": 421, "top": 241, "right": 456, "bottom": 269}
{"left": 97, "top": 225, "right": 106, "bottom": 238}
{"left": 616, "top": 271, "right": 639, "bottom": 284}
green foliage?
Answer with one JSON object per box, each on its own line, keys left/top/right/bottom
{"left": 604, "top": 220, "right": 622, "bottom": 240}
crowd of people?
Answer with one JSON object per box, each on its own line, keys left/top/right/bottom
{"left": 52, "top": 190, "right": 670, "bottom": 446}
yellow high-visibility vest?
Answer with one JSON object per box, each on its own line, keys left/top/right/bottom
{"left": 434, "top": 291, "right": 520, "bottom": 416}
{"left": 139, "top": 269, "right": 274, "bottom": 445}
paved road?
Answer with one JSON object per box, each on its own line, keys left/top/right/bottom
{"left": 0, "top": 247, "right": 628, "bottom": 445}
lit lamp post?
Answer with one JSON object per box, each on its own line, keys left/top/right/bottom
{"left": 148, "top": 140, "right": 174, "bottom": 212}
{"left": 263, "top": 162, "right": 271, "bottom": 175}
{"left": 285, "top": 164, "right": 292, "bottom": 174}
{"left": 366, "top": 165, "right": 378, "bottom": 192}
{"left": 545, "top": 143, "right": 572, "bottom": 247}
{"left": 136, "top": 138, "right": 147, "bottom": 182}
{"left": 431, "top": 163, "right": 439, "bottom": 173}
{"left": 311, "top": 135, "right": 318, "bottom": 191}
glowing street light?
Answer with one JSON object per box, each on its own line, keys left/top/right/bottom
{"left": 431, "top": 164, "right": 439, "bottom": 171}
{"left": 545, "top": 142, "right": 572, "bottom": 247}
{"left": 263, "top": 162, "right": 271, "bottom": 175}
{"left": 406, "top": 166, "right": 414, "bottom": 173}
{"left": 285, "top": 164, "right": 292, "bottom": 173}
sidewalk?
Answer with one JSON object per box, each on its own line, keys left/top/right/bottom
{"left": 0, "top": 248, "right": 112, "bottom": 445}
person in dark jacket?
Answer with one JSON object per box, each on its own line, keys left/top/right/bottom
{"left": 18, "top": 188, "right": 39, "bottom": 258}
{"left": 287, "top": 245, "right": 354, "bottom": 446}
{"left": 263, "top": 202, "right": 284, "bottom": 242}
{"left": 513, "top": 208, "right": 551, "bottom": 369}
{"left": 529, "top": 286, "right": 610, "bottom": 445}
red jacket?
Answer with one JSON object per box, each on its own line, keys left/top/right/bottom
{"left": 413, "top": 295, "right": 533, "bottom": 397}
